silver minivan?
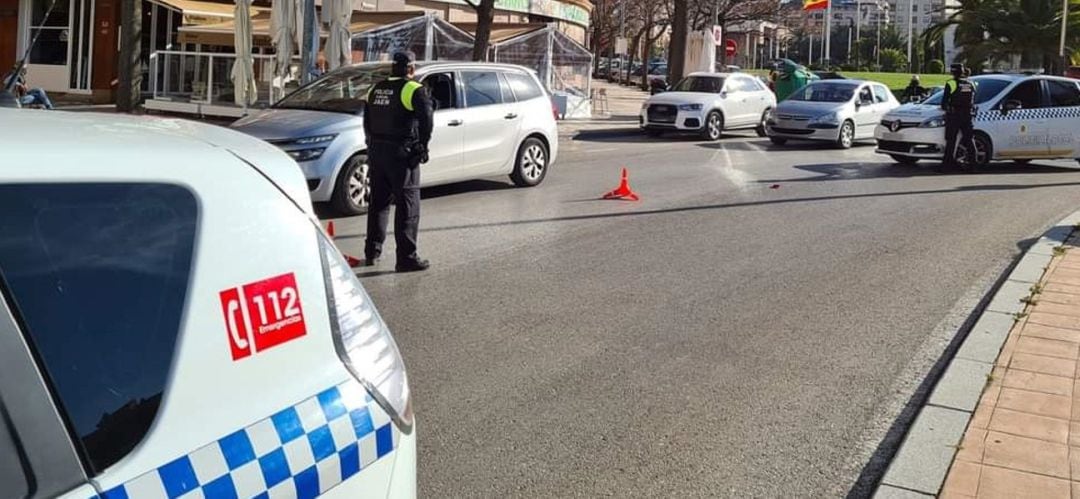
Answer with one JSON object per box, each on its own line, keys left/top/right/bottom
{"left": 232, "top": 61, "right": 560, "bottom": 216}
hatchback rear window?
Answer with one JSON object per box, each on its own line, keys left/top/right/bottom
{"left": 0, "top": 183, "right": 197, "bottom": 473}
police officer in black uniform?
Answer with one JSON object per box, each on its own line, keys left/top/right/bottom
{"left": 941, "top": 63, "right": 978, "bottom": 169}
{"left": 362, "top": 51, "right": 434, "bottom": 272}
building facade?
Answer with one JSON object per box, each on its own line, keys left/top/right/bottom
{"left": 1, "top": 0, "right": 591, "bottom": 102}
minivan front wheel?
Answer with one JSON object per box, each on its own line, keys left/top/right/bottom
{"left": 510, "top": 137, "right": 549, "bottom": 187}
{"left": 331, "top": 154, "right": 370, "bottom": 216}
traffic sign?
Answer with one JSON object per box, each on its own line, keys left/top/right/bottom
{"left": 726, "top": 39, "right": 737, "bottom": 57}
{"left": 712, "top": 26, "right": 723, "bottom": 46}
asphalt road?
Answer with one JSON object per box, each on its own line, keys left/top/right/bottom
{"left": 328, "top": 128, "right": 1080, "bottom": 497}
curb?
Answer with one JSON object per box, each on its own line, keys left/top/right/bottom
{"left": 871, "top": 210, "right": 1080, "bottom": 497}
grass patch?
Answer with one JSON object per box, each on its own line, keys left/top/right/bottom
{"left": 745, "top": 70, "right": 950, "bottom": 97}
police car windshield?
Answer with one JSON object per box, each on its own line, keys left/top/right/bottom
{"left": 921, "top": 77, "right": 1013, "bottom": 106}
{"left": 788, "top": 82, "right": 858, "bottom": 102}
{"left": 672, "top": 76, "right": 725, "bottom": 93}
{"left": 274, "top": 65, "right": 393, "bottom": 114}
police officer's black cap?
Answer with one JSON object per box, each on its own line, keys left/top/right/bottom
{"left": 950, "top": 63, "right": 965, "bottom": 73}
{"left": 392, "top": 51, "right": 416, "bottom": 68}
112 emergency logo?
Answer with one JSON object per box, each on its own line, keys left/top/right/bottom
{"left": 219, "top": 272, "right": 307, "bottom": 360}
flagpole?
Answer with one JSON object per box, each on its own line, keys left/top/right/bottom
{"left": 824, "top": 0, "right": 832, "bottom": 67}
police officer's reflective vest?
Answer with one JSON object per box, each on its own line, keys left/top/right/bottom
{"left": 944, "top": 78, "right": 977, "bottom": 115}
{"left": 365, "top": 77, "right": 424, "bottom": 143}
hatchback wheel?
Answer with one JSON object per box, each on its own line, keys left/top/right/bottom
{"left": 331, "top": 154, "right": 370, "bottom": 216}
{"left": 510, "top": 137, "right": 549, "bottom": 187}
{"left": 836, "top": 120, "right": 855, "bottom": 149}
{"left": 701, "top": 111, "right": 723, "bottom": 141}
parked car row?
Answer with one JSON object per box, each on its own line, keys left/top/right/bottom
{"left": 640, "top": 71, "right": 1080, "bottom": 166}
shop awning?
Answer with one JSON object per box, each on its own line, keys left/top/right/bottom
{"left": 178, "top": 10, "right": 425, "bottom": 47}
{"left": 151, "top": 0, "right": 267, "bottom": 25}
{"left": 452, "top": 23, "right": 547, "bottom": 44}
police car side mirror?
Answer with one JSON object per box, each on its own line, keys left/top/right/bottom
{"left": 1002, "top": 100, "right": 1021, "bottom": 114}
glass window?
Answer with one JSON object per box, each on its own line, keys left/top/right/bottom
{"left": 1002, "top": 80, "right": 1044, "bottom": 109}
{"left": 503, "top": 71, "right": 544, "bottom": 102}
{"left": 858, "top": 86, "right": 874, "bottom": 103}
{"left": 0, "top": 183, "right": 197, "bottom": 474}
{"left": 873, "top": 85, "right": 890, "bottom": 103}
{"left": 463, "top": 71, "right": 503, "bottom": 107}
{"left": 922, "top": 77, "right": 1012, "bottom": 105}
{"left": 28, "top": 29, "right": 69, "bottom": 65}
{"left": 1047, "top": 80, "right": 1080, "bottom": 107}
{"left": 672, "top": 76, "right": 724, "bottom": 93}
{"left": 789, "top": 82, "right": 859, "bottom": 102}
{"left": 422, "top": 72, "right": 458, "bottom": 110}
{"left": 275, "top": 64, "right": 392, "bottom": 113}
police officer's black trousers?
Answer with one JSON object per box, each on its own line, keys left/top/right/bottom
{"left": 365, "top": 144, "right": 420, "bottom": 263}
{"left": 944, "top": 115, "right": 976, "bottom": 166}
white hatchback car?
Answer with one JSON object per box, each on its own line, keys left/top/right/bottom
{"left": 875, "top": 74, "right": 1080, "bottom": 165}
{"left": 0, "top": 110, "right": 415, "bottom": 498}
{"left": 639, "top": 72, "right": 777, "bottom": 140}
{"left": 233, "top": 62, "right": 559, "bottom": 216}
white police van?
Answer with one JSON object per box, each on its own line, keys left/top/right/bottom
{"left": 874, "top": 74, "right": 1080, "bottom": 165}
{"left": 0, "top": 110, "right": 415, "bottom": 498}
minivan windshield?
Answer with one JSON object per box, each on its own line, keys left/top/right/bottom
{"left": 672, "top": 76, "right": 725, "bottom": 93}
{"left": 274, "top": 64, "right": 393, "bottom": 114}
{"left": 788, "top": 82, "right": 859, "bottom": 102}
{"left": 921, "top": 77, "right": 1013, "bottom": 106}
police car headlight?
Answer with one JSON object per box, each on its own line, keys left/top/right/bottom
{"left": 679, "top": 103, "right": 704, "bottom": 111}
{"left": 295, "top": 134, "right": 337, "bottom": 145}
{"left": 318, "top": 232, "right": 413, "bottom": 431}
{"left": 287, "top": 148, "right": 326, "bottom": 162}
{"left": 920, "top": 117, "right": 946, "bottom": 128}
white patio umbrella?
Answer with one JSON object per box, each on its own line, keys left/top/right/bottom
{"left": 324, "top": 0, "right": 351, "bottom": 70}
{"left": 231, "top": 0, "right": 257, "bottom": 106}
{"left": 270, "top": 0, "right": 296, "bottom": 80}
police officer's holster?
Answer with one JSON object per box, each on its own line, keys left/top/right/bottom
{"left": 365, "top": 139, "right": 421, "bottom": 263}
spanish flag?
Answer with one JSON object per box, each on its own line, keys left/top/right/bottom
{"left": 803, "top": 0, "right": 827, "bottom": 10}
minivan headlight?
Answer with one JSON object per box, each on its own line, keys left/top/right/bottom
{"left": 679, "top": 103, "right": 704, "bottom": 111}
{"left": 920, "top": 117, "right": 946, "bottom": 128}
{"left": 318, "top": 231, "right": 413, "bottom": 431}
{"left": 295, "top": 134, "right": 337, "bottom": 145}
{"left": 287, "top": 148, "right": 326, "bottom": 162}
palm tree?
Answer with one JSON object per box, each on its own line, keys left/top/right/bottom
{"left": 925, "top": 0, "right": 1080, "bottom": 73}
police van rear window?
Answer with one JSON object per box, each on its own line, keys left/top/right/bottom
{"left": 0, "top": 183, "right": 197, "bottom": 474}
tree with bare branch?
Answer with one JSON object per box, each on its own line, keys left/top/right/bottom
{"left": 464, "top": 0, "right": 496, "bottom": 61}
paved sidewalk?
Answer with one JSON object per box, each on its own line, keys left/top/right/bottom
{"left": 940, "top": 233, "right": 1080, "bottom": 498}
{"left": 557, "top": 79, "right": 647, "bottom": 138}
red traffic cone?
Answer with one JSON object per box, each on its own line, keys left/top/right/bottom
{"left": 325, "top": 221, "right": 364, "bottom": 268}
{"left": 601, "top": 168, "right": 640, "bottom": 201}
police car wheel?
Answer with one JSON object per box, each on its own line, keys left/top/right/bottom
{"left": 958, "top": 133, "right": 993, "bottom": 167}
{"left": 331, "top": 154, "right": 370, "bottom": 216}
{"left": 836, "top": 120, "right": 855, "bottom": 149}
{"left": 701, "top": 111, "right": 723, "bottom": 141}
{"left": 510, "top": 137, "right": 548, "bottom": 187}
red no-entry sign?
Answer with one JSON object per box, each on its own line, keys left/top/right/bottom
{"left": 726, "top": 39, "right": 737, "bottom": 58}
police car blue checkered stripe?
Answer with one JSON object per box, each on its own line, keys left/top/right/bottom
{"left": 94, "top": 380, "right": 398, "bottom": 499}
{"left": 977, "top": 106, "right": 1080, "bottom": 122}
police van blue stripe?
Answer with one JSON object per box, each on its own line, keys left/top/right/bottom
{"left": 94, "top": 380, "right": 397, "bottom": 499}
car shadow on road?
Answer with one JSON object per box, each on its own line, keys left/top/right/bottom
{"left": 417, "top": 180, "right": 1080, "bottom": 234}
{"left": 572, "top": 129, "right": 759, "bottom": 144}
{"left": 420, "top": 179, "right": 515, "bottom": 200}
{"left": 756, "top": 161, "right": 1080, "bottom": 184}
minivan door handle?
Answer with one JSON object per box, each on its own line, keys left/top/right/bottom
{"left": 504, "top": 113, "right": 519, "bottom": 120}
{"left": 447, "top": 119, "right": 464, "bottom": 127}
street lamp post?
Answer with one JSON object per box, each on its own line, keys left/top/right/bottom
{"left": 1061, "top": 0, "right": 1070, "bottom": 74}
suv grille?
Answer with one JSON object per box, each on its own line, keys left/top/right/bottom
{"left": 647, "top": 104, "right": 677, "bottom": 123}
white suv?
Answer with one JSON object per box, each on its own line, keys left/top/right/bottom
{"left": 232, "top": 62, "right": 559, "bottom": 216}
{"left": 0, "top": 110, "right": 415, "bottom": 498}
{"left": 639, "top": 72, "right": 776, "bottom": 141}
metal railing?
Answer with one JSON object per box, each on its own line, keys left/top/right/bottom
{"left": 148, "top": 50, "right": 301, "bottom": 110}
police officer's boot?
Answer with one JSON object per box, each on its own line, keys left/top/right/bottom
{"left": 396, "top": 257, "right": 430, "bottom": 273}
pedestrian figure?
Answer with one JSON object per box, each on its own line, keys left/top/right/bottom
{"left": 3, "top": 66, "right": 53, "bottom": 109}
{"left": 362, "top": 51, "right": 434, "bottom": 272}
{"left": 902, "top": 75, "right": 926, "bottom": 103}
{"left": 941, "top": 63, "right": 978, "bottom": 170}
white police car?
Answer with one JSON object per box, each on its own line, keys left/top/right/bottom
{"left": 874, "top": 74, "right": 1080, "bottom": 165}
{"left": 0, "top": 110, "right": 415, "bottom": 498}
